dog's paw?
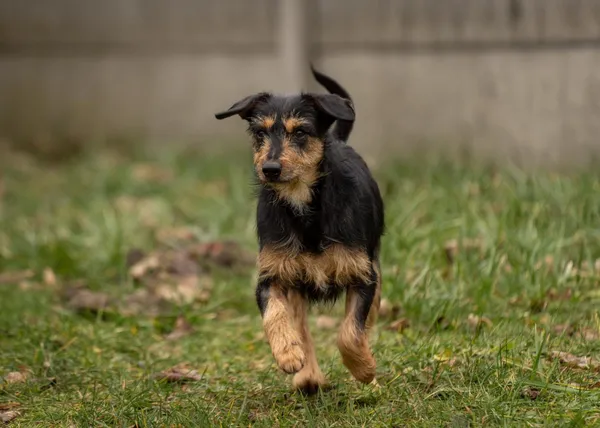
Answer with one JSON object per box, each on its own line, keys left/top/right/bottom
{"left": 293, "top": 370, "right": 328, "bottom": 395}
{"left": 274, "top": 342, "right": 305, "bottom": 374}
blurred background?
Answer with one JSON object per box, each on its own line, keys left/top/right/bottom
{"left": 1, "top": 0, "right": 600, "bottom": 166}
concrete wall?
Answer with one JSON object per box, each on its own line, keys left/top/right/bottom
{"left": 1, "top": 0, "right": 600, "bottom": 165}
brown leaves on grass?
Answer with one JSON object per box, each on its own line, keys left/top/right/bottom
{"left": 379, "top": 298, "right": 401, "bottom": 320}
{"left": 387, "top": 318, "right": 410, "bottom": 333}
{"left": 549, "top": 351, "right": 600, "bottom": 370}
{"left": 164, "top": 316, "right": 194, "bottom": 341}
{"left": 0, "top": 270, "right": 34, "bottom": 285}
{"left": 64, "top": 288, "right": 111, "bottom": 313}
{"left": 466, "top": 314, "right": 493, "bottom": 330}
{"left": 152, "top": 363, "right": 203, "bottom": 383}
{"left": 550, "top": 323, "right": 599, "bottom": 341}
{"left": 521, "top": 387, "right": 540, "bottom": 400}
{"left": 0, "top": 410, "right": 20, "bottom": 424}
{"left": 3, "top": 372, "right": 28, "bottom": 384}
{"left": 57, "top": 238, "right": 253, "bottom": 320}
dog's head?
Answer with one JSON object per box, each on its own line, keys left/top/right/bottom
{"left": 215, "top": 91, "right": 354, "bottom": 185}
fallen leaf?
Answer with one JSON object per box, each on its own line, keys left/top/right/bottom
{"left": 66, "top": 289, "right": 110, "bottom": 313}
{"left": 580, "top": 327, "right": 600, "bottom": 341}
{"left": 552, "top": 324, "right": 574, "bottom": 336}
{"left": 0, "top": 270, "right": 34, "bottom": 285}
{"left": 316, "top": 315, "right": 337, "bottom": 330}
{"left": 188, "top": 240, "right": 255, "bottom": 270}
{"left": 387, "top": 318, "right": 410, "bottom": 333}
{"left": 129, "top": 254, "right": 160, "bottom": 279}
{"left": 379, "top": 298, "right": 401, "bottom": 319}
{"left": 153, "top": 275, "right": 213, "bottom": 305}
{"left": 165, "top": 252, "right": 199, "bottom": 276}
{"left": 466, "top": 314, "right": 493, "bottom": 329}
{"left": 0, "top": 403, "right": 19, "bottom": 412}
{"left": 119, "top": 289, "right": 165, "bottom": 317}
{"left": 125, "top": 248, "right": 146, "bottom": 269}
{"left": 42, "top": 267, "right": 57, "bottom": 287}
{"left": 550, "top": 351, "right": 599, "bottom": 370}
{"left": 0, "top": 410, "right": 19, "bottom": 424}
{"left": 165, "top": 316, "right": 194, "bottom": 341}
{"left": 444, "top": 238, "right": 483, "bottom": 264}
{"left": 152, "top": 364, "right": 203, "bottom": 383}
{"left": 521, "top": 387, "right": 540, "bottom": 400}
{"left": 3, "top": 372, "right": 27, "bottom": 384}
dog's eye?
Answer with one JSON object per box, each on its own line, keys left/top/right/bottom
{"left": 255, "top": 130, "right": 266, "bottom": 139}
{"left": 293, "top": 130, "right": 306, "bottom": 138}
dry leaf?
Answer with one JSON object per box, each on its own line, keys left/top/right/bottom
{"left": 165, "top": 316, "right": 194, "bottom": 341}
{"left": 550, "top": 351, "right": 599, "bottom": 370}
{"left": 387, "top": 318, "right": 410, "bottom": 333}
{"left": 552, "top": 324, "right": 574, "bottom": 336}
{"left": 152, "top": 364, "right": 203, "bottom": 383}
{"left": 188, "top": 240, "right": 255, "bottom": 269}
{"left": 0, "top": 403, "right": 19, "bottom": 412}
{"left": 580, "top": 327, "right": 600, "bottom": 341}
{"left": 129, "top": 254, "right": 160, "bottom": 279}
{"left": 3, "top": 372, "right": 27, "bottom": 384}
{"left": 0, "top": 410, "right": 20, "bottom": 424}
{"left": 43, "top": 267, "right": 57, "bottom": 287}
{"left": 379, "top": 298, "right": 401, "bottom": 319}
{"left": 125, "top": 249, "right": 146, "bottom": 269}
{"left": 466, "top": 314, "right": 493, "bottom": 329}
{"left": 316, "top": 315, "right": 337, "bottom": 330}
{"left": 521, "top": 387, "right": 540, "bottom": 400}
{"left": 66, "top": 289, "right": 110, "bottom": 313}
{"left": 0, "top": 270, "right": 34, "bottom": 285}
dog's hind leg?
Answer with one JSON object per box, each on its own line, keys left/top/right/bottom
{"left": 337, "top": 263, "right": 379, "bottom": 384}
{"left": 287, "top": 289, "right": 327, "bottom": 394}
{"left": 256, "top": 279, "right": 306, "bottom": 374}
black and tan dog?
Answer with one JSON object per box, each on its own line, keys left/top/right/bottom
{"left": 215, "top": 66, "right": 384, "bottom": 394}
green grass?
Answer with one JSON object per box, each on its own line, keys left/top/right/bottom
{"left": 1, "top": 146, "right": 600, "bottom": 427}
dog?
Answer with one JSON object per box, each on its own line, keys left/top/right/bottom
{"left": 215, "top": 65, "right": 385, "bottom": 394}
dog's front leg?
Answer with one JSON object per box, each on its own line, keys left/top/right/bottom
{"left": 256, "top": 278, "right": 306, "bottom": 374}
{"left": 287, "top": 289, "right": 327, "bottom": 394}
{"left": 337, "top": 263, "right": 380, "bottom": 384}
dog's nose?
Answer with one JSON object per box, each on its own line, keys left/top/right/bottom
{"left": 262, "top": 161, "right": 282, "bottom": 180}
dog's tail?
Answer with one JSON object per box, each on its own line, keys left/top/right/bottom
{"left": 310, "top": 64, "right": 354, "bottom": 143}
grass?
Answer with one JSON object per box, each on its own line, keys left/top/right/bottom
{"left": 1, "top": 145, "right": 600, "bottom": 427}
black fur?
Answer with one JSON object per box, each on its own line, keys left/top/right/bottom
{"left": 310, "top": 63, "right": 355, "bottom": 142}
{"left": 215, "top": 66, "right": 384, "bottom": 317}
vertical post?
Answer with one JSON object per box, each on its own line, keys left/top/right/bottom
{"left": 278, "top": 0, "right": 311, "bottom": 93}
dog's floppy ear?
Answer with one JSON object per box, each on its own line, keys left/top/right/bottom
{"left": 308, "top": 93, "right": 355, "bottom": 122}
{"left": 214, "top": 92, "right": 271, "bottom": 120}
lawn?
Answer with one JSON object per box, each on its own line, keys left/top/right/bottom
{"left": 1, "top": 145, "right": 600, "bottom": 427}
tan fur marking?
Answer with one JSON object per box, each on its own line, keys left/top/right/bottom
{"left": 337, "top": 286, "right": 377, "bottom": 384}
{"left": 273, "top": 136, "right": 324, "bottom": 208}
{"left": 288, "top": 290, "right": 327, "bottom": 392}
{"left": 258, "top": 115, "right": 276, "bottom": 129}
{"left": 258, "top": 244, "right": 371, "bottom": 288}
{"left": 263, "top": 285, "right": 305, "bottom": 374}
{"left": 284, "top": 117, "right": 309, "bottom": 133}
